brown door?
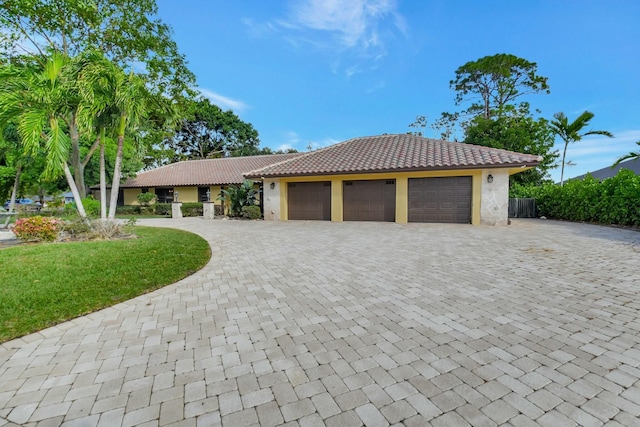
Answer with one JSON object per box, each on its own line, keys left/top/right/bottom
{"left": 408, "top": 177, "right": 472, "bottom": 223}
{"left": 288, "top": 182, "right": 331, "bottom": 220}
{"left": 343, "top": 179, "right": 396, "bottom": 222}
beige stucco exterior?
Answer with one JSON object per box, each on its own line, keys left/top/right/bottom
{"left": 120, "top": 183, "right": 262, "bottom": 217}
{"left": 264, "top": 167, "right": 528, "bottom": 225}
{"left": 122, "top": 185, "right": 228, "bottom": 206}
{"left": 480, "top": 169, "right": 510, "bottom": 226}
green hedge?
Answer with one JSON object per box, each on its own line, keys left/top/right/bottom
{"left": 181, "top": 202, "right": 203, "bottom": 217}
{"left": 155, "top": 203, "right": 172, "bottom": 216}
{"left": 113, "top": 202, "right": 207, "bottom": 217}
{"left": 510, "top": 169, "right": 640, "bottom": 226}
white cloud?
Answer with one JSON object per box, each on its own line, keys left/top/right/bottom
{"left": 268, "top": 132, "right": 340, "bottom": 152}
{"left": 277, "top": 143, "right": 294, "bottom": 151}
{"left": 284, "top": 131, "right": 301, "bottom": 145}
{"left": 199, "top": 88, "right": 249, "bottom": 112}
{"left": 557, "top": 129, "right": 640, "bottom": 158}
{"left": 243, "top": 18, "right": 279, "bottom": 38}
{"left": 242, "top": 1, "right": 406, "bottom": 77}
{"left": 551, "top": 129, "right": 640, "bottom": 181}
{"left": 308, "top": 137, "right": 341, "bottom": 150}
{"left": 283, "top": 0, "right": 405, "bottom": 69}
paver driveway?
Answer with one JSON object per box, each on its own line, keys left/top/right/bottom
{"left": 1, "top": 219, "right": 640, "bottom": 427}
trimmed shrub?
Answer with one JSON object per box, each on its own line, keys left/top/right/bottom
{"left": 115, "top": 205, "right": 141, "bottom": 216}
{"left": 137, "top": 192, "right": 157, "bottom": 206}
{"left": 514, "top": 169, "right": 640, "bottom": 226}
{"left": 155, "top": 203, "right": 172, "bottom": 216}
{"left": 181, "top": 202, "right": 203, "bottom": 217}
{"left": 12, "top": 216, "right": 60, "bottom": 242}
{"left": 242, "top": 205, "right": 261, "bottom": 219}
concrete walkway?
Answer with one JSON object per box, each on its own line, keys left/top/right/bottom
{"left": 1, "top": 218, "right": 640, "bottom": 426}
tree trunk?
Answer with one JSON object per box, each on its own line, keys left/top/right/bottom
{"left": 7, "top": 163, "right": 21, "bottom": 213}
{"left": 108, "top": 117, "right": 126, "bottom": 219}
{"left": 560, "top": 141, "right": 569, "bottom": 186}
{"left": 69, "top": 117, "right": 86, "bottom": 197}
{"left": 107, "top": 135, "right": 123, "bottom": 219}
{"left": 100, "top": 137, "right": 107, "bottom": 219}
{"left": 64, "top": 162, "right": 87, "bottom": 218}
{"left": 2, "top": 163, "right": 21, "bottom": 229}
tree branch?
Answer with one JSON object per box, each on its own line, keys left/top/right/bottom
{"left": 81, "top": 135, "right": 101, "bottom": 168}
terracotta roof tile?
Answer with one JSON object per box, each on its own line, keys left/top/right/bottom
{"left": 120, "top": 153, "right": 303, "bottom": 188}
{"left": 245, "top": 134, "right": 542, "bottom": 178}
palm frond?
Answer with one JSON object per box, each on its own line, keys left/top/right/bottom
{"left": 17, "top": 110, "right": 47, "bottom": 156}
{"left": 43, "top": 117, "right": 71, "bottom": 180}
{"left": 613, "top": 141, "right": 640, "bottom": 166}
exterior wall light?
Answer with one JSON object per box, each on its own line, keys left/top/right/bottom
{"left": 487, "top": 174, "right": 494, "bottom": 183}
{"left": 270, "top": 182, "right": 275, "bottom": 190}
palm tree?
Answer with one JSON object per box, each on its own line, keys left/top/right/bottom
{"left": 0, "top": 53, "right": 89, "bottom": 217}
{"left": 549, "top": 111, "right": 613, "bottom": 186}
{"left": 613, "top": 141, "right": 640, "bottom": 166}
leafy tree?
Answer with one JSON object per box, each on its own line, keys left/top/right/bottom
{"left": 0, "top": 0, "right": 195, "bottom": 197}
{"left": 409, "top": 54, "right": 556, "bottom": 186}
{"left": 450, "top": 53, "right": 550, "bottom": 120}
{"left": 160, "top": 98, "right": 260, "bottom": 162}
{"left": 408, "top": 114, "right": 460, "bottom": 140}
{"left": 613, "top": 141, "right": 640, "bottom": 166}
{"left": 549, "top": 111, "right": 613, "bottom": 186}
{"left": 464, "top": 115, "right": 558, "bottom": 185}
{"left": 255, "top": 147, "right": 299, "bottom": 155}
{"left": 0, "top": 0, "right": 194, "bottom": 98}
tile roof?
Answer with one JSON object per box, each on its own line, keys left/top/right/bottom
{"left": 245, "top": 134, "right": 543, "bottom": 178}
{"left": 120, "top": 153, "right": 303, "bottom": 188}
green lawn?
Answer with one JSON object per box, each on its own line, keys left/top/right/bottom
{"left": 0, "top": 226, "right": 211, "bottom": 342}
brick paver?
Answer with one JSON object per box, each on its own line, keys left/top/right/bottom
{"left": 1, "top": 218, "right": 639, "bottom": 426}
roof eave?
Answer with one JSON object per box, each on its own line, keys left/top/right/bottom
{"left": 245, "top": 161, "right": 540, "bottom": 179}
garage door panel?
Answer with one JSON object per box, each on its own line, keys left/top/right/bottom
{"left": 288, "top": 182, "right": 331, "bottom": 220}
{"left": 343, "top": 180, "right": 395, "bottom": 222}
{"left": 408, "top": 177, "right": 472, "bottom": 223}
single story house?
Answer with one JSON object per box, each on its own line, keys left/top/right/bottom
{"left": 570, "top": 158, "right": 639, "bottom": 181}
{"left": 110, "top": 153, "right": 302, "bottom": 210}
{"left": 246, "top": 134, "right": 541, "bottom": 225}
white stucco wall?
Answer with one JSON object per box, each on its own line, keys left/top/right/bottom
{"left": 263, "top": 179, "right": 281, "bottom": 221}
{"left": 480, "top": 169, "right": 509, "bottom": 226}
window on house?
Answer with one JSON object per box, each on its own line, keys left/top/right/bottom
{"left": 198, "top": 187, "right": 210, "bottom": 202}
{"left": 155, "top": 188, "right": 174, "bottom": 203}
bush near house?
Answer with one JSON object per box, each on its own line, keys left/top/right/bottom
{"left": 155, "top": 203, "right": 172, "bottom": 216}
{"left": 242, "top": 205, "right": 261, "bottom": 219}
{"left": 137, "top": 192, "right": 157, "bottom": 206}
{"left": 219, "top": 179, "right": 257, "bottom": 217}
{"left": 114, "top": 203, "right": 172, "bottom": 216}
{"left": 510, "top": 169, "right": 640, "bottom": 226}
{"left": 181, "top": 202, "right": 203, "bottom": 217}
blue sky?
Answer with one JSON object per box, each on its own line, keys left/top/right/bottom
{"left": 156, "top": 0, "right": 640, "bottom": 181}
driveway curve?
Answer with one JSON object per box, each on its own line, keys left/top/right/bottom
{"left": 1, "top": 219, "right": 640, "bottom": 426}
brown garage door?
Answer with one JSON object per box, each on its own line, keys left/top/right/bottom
{"left": 408, "top": 177, "right": 472, "bottom": 223}
{"left": 343, "top": 179, "right": 396, "bottom": 222}
{"left": 288, "top": 182, "right": 331, "bottom": 220}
